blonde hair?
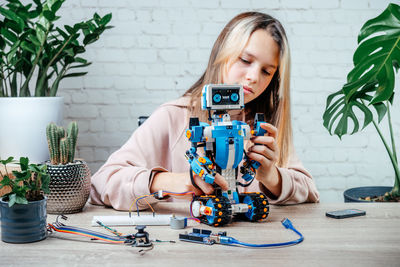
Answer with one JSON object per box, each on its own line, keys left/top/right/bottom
{"left": 183, "top": 12, "right": 292, "bottom": 167}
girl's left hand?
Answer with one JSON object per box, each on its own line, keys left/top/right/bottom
{"left": 247, "top": 123, "right": 282, "bottom": 196}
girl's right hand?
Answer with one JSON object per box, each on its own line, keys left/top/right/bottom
{"left": 150, "top": 172, "right": 228, "bottom": 200}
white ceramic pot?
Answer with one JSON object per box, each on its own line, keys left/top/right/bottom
{"left": 0, "top": 97, "right": 63, "bottom": 163}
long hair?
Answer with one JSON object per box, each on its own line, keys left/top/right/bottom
{"left": 183, "top": 12, "right": 292, "bottom": 167}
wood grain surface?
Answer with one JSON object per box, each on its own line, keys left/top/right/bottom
{"left": 0, "top": 202, "right": 399, "bottom": 267}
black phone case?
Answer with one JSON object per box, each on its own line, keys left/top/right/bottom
{"left": 326, "top": 209, "right": 366, "bottom": 219}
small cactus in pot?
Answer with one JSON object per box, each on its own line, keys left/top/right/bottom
{"left": 45, "top": 121, "right": 91, "bottom": 214}
{"left": 46, "top": 121, "right": 78, "bottom": 165}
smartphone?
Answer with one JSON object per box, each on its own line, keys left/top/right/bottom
{"left": 326, "top": 209, "right": 366, "bottom": 219}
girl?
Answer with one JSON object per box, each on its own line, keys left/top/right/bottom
{"left": 90, "top": 12, "right": 320, "bottom": 210}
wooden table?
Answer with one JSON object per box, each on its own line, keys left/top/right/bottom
{"left": 1, "top": 202, "right": 399, "bottom": 267}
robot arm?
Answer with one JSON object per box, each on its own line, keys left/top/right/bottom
{"left": 184, "top": 118, "right": 217, "bottom": 185}
{"left": 240, "top": 113, "right": 267, "bottom": 182}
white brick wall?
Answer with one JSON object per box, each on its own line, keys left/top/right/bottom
{"left": 56, "top": 0, "right": 399, "bottom": 202}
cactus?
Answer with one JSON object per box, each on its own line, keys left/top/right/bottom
{"left": 46, "top": 123, "right": 60, "bottom": 164}
{"left": 67, "top": 121, "right": 78, "bottom": 163}
{"left": 46, "top": 121, "right": 79, "bottom": 165}
{"left": 60, "top": 137, "right": 69, "bottom": 164}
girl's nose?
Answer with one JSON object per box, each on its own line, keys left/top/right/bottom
{"left": 245, "top": 66, "right": 258, "bottom": 84}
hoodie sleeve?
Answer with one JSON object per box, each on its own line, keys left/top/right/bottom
{"left": 258, "top": 150, "right": 320, "bottom": 204}
{"left": 89, "top": 104, "right": 181, "bottom": 211}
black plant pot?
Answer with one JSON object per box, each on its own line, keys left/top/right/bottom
{"left": 343, "top": 186, "right": 393, "bottom": 202}
{"left": 0, "top": 197, "right": 47, "bottom": 243}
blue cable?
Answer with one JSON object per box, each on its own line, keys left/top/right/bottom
{"left": 220, "top": 218, "right": 304, "bottom": 248}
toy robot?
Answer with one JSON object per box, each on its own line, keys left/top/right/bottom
{"left": 185, "top": 84, "right": 270, "bottom": 226}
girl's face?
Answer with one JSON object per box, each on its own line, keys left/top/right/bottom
{"left": 223, "top": 29, "right": 280, "bottom": 104}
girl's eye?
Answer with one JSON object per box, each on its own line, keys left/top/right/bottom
{"left": 240, "top": 57, "right": 250, "bottom": 64}
{"left": 262, "top": 69, "right": 271, "bottom": 76}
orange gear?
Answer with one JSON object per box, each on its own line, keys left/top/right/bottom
{"left": 203, "top": 206, "right": 212, "bottom": 216}
{"left": 198, "top": 157, "right": 206, "bottom": 164}
{"left": 186, "top": 130, "right": 192, "bottom": 139}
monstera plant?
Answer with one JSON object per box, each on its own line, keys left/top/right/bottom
{"left": 323, "top": 3, "right": 400, "bottom": 201}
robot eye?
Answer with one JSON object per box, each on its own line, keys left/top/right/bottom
{"left": 230, "top": 93, "right": 239, "bottom": 102}
{"left": 213, "top": 93, "right": 222, "bottom": 103}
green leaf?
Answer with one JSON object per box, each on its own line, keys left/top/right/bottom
{"left": 43, "top": 10, "right": 55, "bottom": 21}
{"left": 100, "top": 13, "right": 112, "bottom": 25}
{"left": 73, "top": 45, "right": 85, "bottom": 54}
{"left": 70, "top": 62, "right": 92, "bottom": 69}
{"left": 8, "top": 193, "right": 16, "bottom": 207}
{"left": 323, "top": 88, "right": 373, "bottom": 138}
{"left": 0, "top": 156, "right": 14, "bottom": 165}
{"left": 64, "top": 48, "right": 74, "bottom": 57}
{"left": 28, "top": 33, "right": 41, "bottom": 46}
{"left": 5, "top": 20, "right": 22, "bottom": 34}
{"left": 0, "top": 7, "right": 25, "bottom": 32}
{"left": 21, "top": 41, "right": 36, "bottom": 54}
{"left": 1, "top": 28, "right": 18, "bottom": 43}
{"left": 64, "top": 25, "right": 76, "bottom": 35}
{"left": 94, "top": 12, "right": 101, "bottom": 22}
{"left": 373, "top": 101, "right": 387, "bottom": 123}
{"left": 6, "top": 45, "right": 18, "bottom": 63}
{"left": 16, "top": 195, "right": 28, "bottom": 205}
{"left": 51, "top": 1, "right": 62, "bottom": 13}
{"left": 62, "top": 72, "right": 88, "bottom": 78}
{"left": 0, "top": 175, "right": 11, "bottom": 187}
{"left": 74, "top": 57, "right": 87, "bottom": 64}
{"left": 41, "top": 173, "right": 50, "bottom": 194}
{"left": 19, "top": 157, "right": 29, "bottom": 171}
{"left": 343, "top": 3, "right": 400, "bottom": 105}
{"left": 35, "top": 23, "right": 47, "bottom": 44}
{"left": 83, "top": 33, "right": 99, "bottom": 45}
{"left": 0, "top": 35, "right": 6, "bottom": 50}
{"left": 11, "top": 72, "right": 17, "bottom": 97}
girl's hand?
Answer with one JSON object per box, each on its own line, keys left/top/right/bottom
{"left": 150, "top": 172, "right": 228, "bottom": 200}
{"left": 247, "top": 123, "right": 282, "bottom": 197}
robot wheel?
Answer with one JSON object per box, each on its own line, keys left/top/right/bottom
{"left": 194, "top": 195, "right": 232, "bottom": 227}
{"left": 239, "top": 192, "right": 270, "bottom": 222}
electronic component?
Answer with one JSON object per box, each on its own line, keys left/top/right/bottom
{"left": 179, "top": 218, "right": 304, "bottom": 248}
{"left": 133, "top": 225, "right": 152, "bottom": 247}
{"left": 170, "top": 215, "right": 187, "bottom": 229}
{"left": 201, "top": 84, "right": 244, "bottom": 110}
{"left": 91, "top": 215, "right": 172, "bottom": 226}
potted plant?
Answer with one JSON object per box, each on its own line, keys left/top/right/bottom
{"left": 0, "top": 0, "right": 112, "bottom": 163}
{"left": 0, "top": 156, "right": 50, "bottom": 243}
{"left": 45, "top": 121, "right": 91, "bottom": 214}
{"left": 323, "top": 3, "right": 400, "bottom": 202}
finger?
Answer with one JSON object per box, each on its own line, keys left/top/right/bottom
{"left": 214, "top": 173, "right": 229, "bottom": 191}
{"left": 249, "top": 145, "right": 277, "bottom": 161}
{"left": 250, "top": 136, "right": 277, "bottom": 151}
{"left": 260, "top": 123, "right": 277, "bottom": 138}
{"left": 247, "top": 151, "right": 270, "bottom": 167}
{"left": 187, "top": 182, "right": 204, "bottom": 196}
{"left": 193, "top": 175, "right": 214, "bottom": 195}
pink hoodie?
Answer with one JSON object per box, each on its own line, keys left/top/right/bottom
{"left": 90, "top": 97, "right": 319, "bottom": 210}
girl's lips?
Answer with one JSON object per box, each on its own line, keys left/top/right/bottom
{"left": 243, "top": 86, "right": 253, "bottom": 94}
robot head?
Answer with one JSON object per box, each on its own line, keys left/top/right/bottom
{"left": 201, "top": 84, "right": 244, "bottom": 111}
